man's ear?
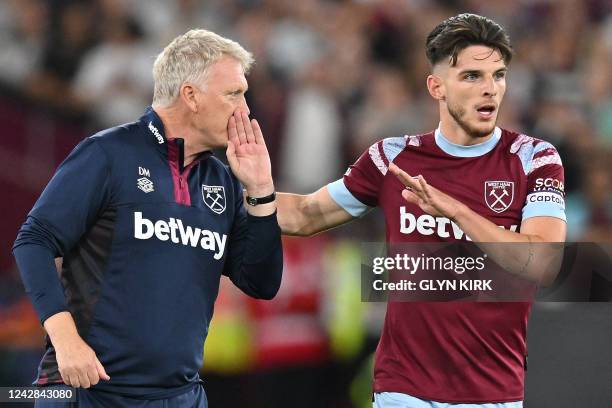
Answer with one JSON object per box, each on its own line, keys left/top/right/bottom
{"left": 180, "top": 83, "right": 199, "bottom": 113}
{"left": 427, "top": 74, "right": 445, "bottom": 101}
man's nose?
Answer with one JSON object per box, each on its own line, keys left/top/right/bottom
{"left": 482, "top": 76, "right": 497, "bottom": 97}
{"left": 240, "top": 96, "right": 250, "bottom": 116}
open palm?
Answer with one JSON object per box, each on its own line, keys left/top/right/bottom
{"left": 226, "top": 110, "right": 273, "bottom": 196}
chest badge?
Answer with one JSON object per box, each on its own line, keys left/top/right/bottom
{"left": 202, "top": 185, "right": 226, "bottom": 214}
{"left": 137, "top": 177, "right": 154, "bottom": 193}
{"left": 484, "top": 181, "right": 514, "bottom": 213}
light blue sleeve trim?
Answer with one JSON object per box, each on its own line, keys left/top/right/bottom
{"left": 522, "top": 201, "right": 567, "bottom": 222}
{"left": 327, "top": 179, "right": 371, "bottom": 217}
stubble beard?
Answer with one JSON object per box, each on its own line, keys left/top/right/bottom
{"left": 447, "top": 101, "right": 496, "bottom": 139}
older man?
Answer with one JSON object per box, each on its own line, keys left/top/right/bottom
{"left": 13, "top": 29, "right": 282, "bottom": 407}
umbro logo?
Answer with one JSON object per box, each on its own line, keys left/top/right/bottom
{"left": 137, "top": 166, "right": 154, "bottom": 193}
{"left": 137, "top": 177, "right": 154, "bottom": 193}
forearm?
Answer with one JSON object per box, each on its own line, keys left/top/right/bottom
{"left": 229, "top": 212, "right": 283, "bottom": 299}
{"left": 276, "top": 189, "right": 353, "bottom": 236}
{"left": 13, "top": 243, "right": 68, "bottom": 323}
{"left": 454, "top": 204, "right": 534, "bottom": 243}
{"left": 276, "top": 193, "right": 314, "bottom": 236}
{"left": 454, "top": 205, "right": 564, "bottom": 285}
{"left": 44, "top": 311, "right": 80, "bottom": 347}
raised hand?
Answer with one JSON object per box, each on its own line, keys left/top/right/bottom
{"left": 388, "top": 162, "right": 465, "bottom": 220}
{"left": 226, "top": 109, "right": 274, "bottom": 197}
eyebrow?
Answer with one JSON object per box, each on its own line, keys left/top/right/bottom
{"left": 227, "top": 87, "right": 248, "bottom": 95}
{"left": 457, "top": 67, "right": 508, "bottom": 76}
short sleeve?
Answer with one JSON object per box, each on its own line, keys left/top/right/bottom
{"left": 327, "top": 141, "right": 387, "bottom": 217}
{"left": 328, "top": 137, "right": 409, "bottom": 217}
{"left": 522, "top": 143, "right": 566, "bottom": 222}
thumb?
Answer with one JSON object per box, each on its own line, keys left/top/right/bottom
{"left": 226, "top": 139, "right": 238, "bottom": 170}
{"left": 95, "top": 358, "right": 110, "bottom": 381}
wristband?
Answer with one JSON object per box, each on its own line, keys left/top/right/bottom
{"left": 246, "top": 191, "right": 276, "bottom": 206}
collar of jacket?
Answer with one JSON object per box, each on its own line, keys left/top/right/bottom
{"left": 140, "top": 106, "right": 213, "bottom": 171}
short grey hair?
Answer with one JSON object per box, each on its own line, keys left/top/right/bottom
{"left": 152, "top": 29, "right": 254, "bottom": 107}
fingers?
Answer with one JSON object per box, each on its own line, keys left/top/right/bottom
{"left": 241, "top": 111, "right": 255, "bottom": 144}
{"left": 80, "top": 373, "right": 91, "bottom": 389}
{"left": 62, "top": 367, "right": 94, "bottom": 388}
{"left": 417, "top": 176, "right": 432, "bottom": 200}
{"left": 228, "top": 115, "right": 238, "bottom": 143}
{"left": 251, "top": 118, "right": 265, "bottom": 145}
{"left": 59, "top": 356, "right": 109, "bottom": 389}
{"left": 388, "top": 163, "right": 421, "bottom": 192}
{"left": 231, "top": 109, "right": 264, "bottom": 146}
{"left": 60, "top": 367, "right": 79, "bottom": 388}
{"left": 87, "top": 368, "right": 99, "bottom": 387}
{"left": 401, "top": 188, "right": 421, "bottom": 205}
{"left": 389, "top": 163, "right": 435, "bottom": 207}
{"left": 60, "top": 373, "right": 72, "bottom": 387}
{"left": 68, "top": 374, "right": 80, "bottom": 389}
{"left": 226, "top": 139, "right": 238, "bottom": 169}
{"left": 234, "top": 110, "right": 247, "bottom": 145}
{"left": 96, "top": 358, "right": 110, "bottom": 381}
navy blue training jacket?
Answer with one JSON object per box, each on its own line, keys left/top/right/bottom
{"left": 13, "top": 107, "right": 283, "bottom": 399}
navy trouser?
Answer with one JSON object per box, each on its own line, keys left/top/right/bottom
{"left": 35, "top": 384, "right": 207, "bottom": 408}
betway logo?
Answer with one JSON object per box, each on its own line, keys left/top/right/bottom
{"left": 400, "top": 207, "right": 517, "bottom": 240}
{"left": 134, "top": 212, "right": 227, "bottom": 260}
{"left": 148, "top": 121, "right": 164, "bottom": 144}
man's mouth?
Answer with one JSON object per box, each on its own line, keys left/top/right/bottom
{"left": 476, "top": 104, "right": 496, "bottom": 119}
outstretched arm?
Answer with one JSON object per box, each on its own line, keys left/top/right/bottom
{"left": 389, "top": 163, "right": 566, "bottom": 286}
{"left": 276, "top": 187, "right": 354, "bottom": 236}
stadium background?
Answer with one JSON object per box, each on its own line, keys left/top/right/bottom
{"left": 0, "top": 0, "right": 610, "bottom": 407}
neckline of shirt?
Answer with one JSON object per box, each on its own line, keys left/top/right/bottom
{"left": 434, "top": 126, "right": 501, "bottom": 158}
{"left": 142, "top": 106, "right": 213, "bottom": 162}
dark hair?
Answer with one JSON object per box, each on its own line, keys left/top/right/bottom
{"left": 425, "top": 13, "right": 513, "bottom": 67}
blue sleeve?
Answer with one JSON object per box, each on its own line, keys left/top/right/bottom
{"left": 222, "top": 180, "right": 283, "bottom": 300}
{"left": 327, "top": 179, "right": 371, "bottom": 217}
{"left": 12, "top": 137, "right": 112, "bottom": 323}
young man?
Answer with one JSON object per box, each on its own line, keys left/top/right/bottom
{"left": 274, "top": 13, "right": 566, "bottom": 407}
{"left": 13, "top": 29, "right": 282, "bottom": 407}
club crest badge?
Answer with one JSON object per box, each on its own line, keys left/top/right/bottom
{"left": 202, "top": 185, "right": 226, "bottom": 214}
{"left": 484, "top": 181, "right": 514, "bottom": 213}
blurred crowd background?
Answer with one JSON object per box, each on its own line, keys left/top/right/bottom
{"left": 0, "top": 0, "right": 611, "bottom": 407}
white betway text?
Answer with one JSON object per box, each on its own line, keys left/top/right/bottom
{"left": 399, "top": 206, "right": 518, "bottom": 239}
{"left": 134, "top": 212, "right": 227, "bottom": 260}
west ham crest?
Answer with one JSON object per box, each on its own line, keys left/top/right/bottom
{"left": 202, "top": 185, "right": 226, "bottom": 214}
{"left": 484, "top": 181, "right": 514, "bottom": 213}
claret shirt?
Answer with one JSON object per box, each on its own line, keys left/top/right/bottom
{"left": 328, "top": 127, "right": 565, "bottom": 403}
